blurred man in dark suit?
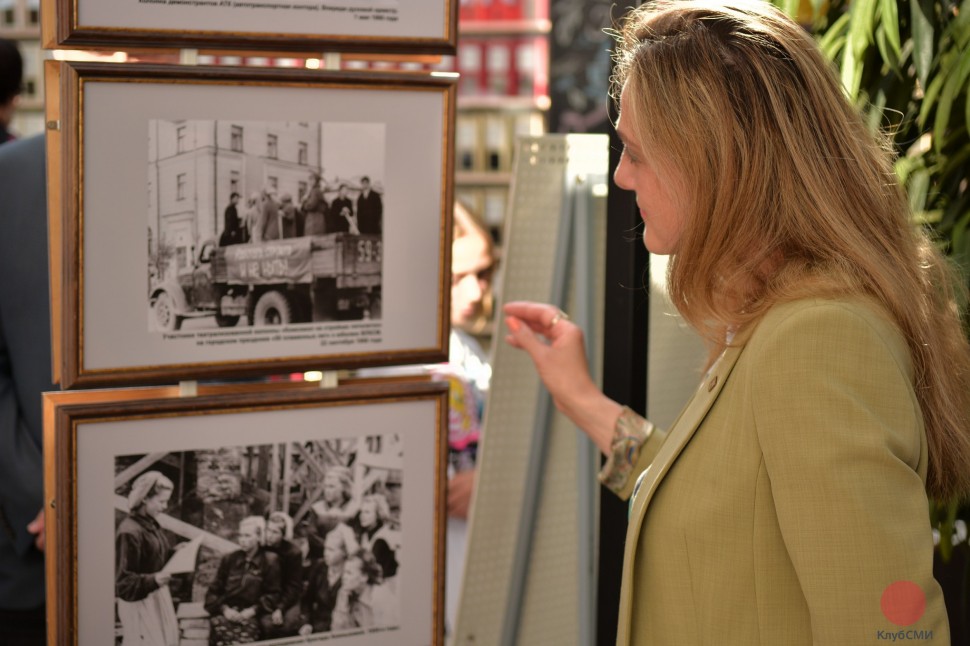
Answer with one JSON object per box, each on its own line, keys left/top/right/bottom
{"left": 355, "top": 176, "right": 382, "bottom": 235}
{"left": 0, "top": 134, "right": 54, "bottom": 645}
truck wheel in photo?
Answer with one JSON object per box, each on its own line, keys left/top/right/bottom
{"left": 252, "top": 290, "right": 293, "bottom": 326}
{"left": 152, "top": 291, "right": 183, "bottom": 331}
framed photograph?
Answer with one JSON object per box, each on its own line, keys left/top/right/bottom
{"left": 48, "top": 61, "right": 454, "bottom": 388}
{"left": 44, "top": 379, "right": 447, "bottom": 646}
{"left": 41, "top": 0, "right": 457, "bottom": 54}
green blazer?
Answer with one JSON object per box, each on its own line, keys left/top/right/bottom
{"left": 615, "top": 299, "right": 948, "bottom": 645}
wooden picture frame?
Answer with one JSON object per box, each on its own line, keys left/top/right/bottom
{"left": 47, "top": 61, "right": 454, "bottom": 389}
{"left": 43, "top": 379, "right": 448, "bottom": 645}
{"left": 41, "top": 0, "right": 457, "bottom": 55}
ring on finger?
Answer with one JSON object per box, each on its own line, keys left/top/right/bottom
{"left": 549, "top": 309, "right": 570, "bottom": 327}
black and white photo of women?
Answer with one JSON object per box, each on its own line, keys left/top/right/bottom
{"left": 115, "top": 471, "right": 180, "bottom": 646}
{"left": 112, "top": 435, "right": 403, "bottom": 645}
{"left": 331, "top": 550, "right": 398, "bottom": 630}
{"left": 260, "top": 512, "right": 303, "bottom": 638}
{"left": 298, "top": 523, "right": 359, "bottom": 635}
{"left": 204, "top": 516, "right": 281, "bottom": 646}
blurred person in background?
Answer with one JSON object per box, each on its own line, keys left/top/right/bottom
{"left": 439, "top": 201, "right": 495, "bottom": 632}
{"left": 0, "top": 38, "right": 23, "bottom": 145}
{"left": 0, "top": 133, "right": 53, "bottom": 645}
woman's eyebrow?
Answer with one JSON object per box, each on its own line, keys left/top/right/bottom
{"left": 615, "top": 125, "right": 641, "bottom": 154}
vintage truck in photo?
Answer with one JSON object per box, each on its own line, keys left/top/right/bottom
{"left": 149, "top": 233, "right": 382, "bottom": 331}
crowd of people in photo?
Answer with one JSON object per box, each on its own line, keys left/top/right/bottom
{"left": 218, "top": 170, "right": 383, "bottom": 247}
{"left": 115, "top": 467, "right": 401, "bottom": 645}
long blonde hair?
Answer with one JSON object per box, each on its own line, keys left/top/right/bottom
{"left": 612, "top": 0, "right": 970, "bottom": 500}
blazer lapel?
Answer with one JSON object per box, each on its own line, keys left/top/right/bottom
{"left": 615, "top": 343, "right": 745, "bottom": 646}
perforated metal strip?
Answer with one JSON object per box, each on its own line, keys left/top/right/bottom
{"left": 454, "top": 134, "right": 609, "bottom": 646}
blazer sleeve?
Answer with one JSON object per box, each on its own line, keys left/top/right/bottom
{"left": 749, "top": 301, "right": 947, "bottom": 643}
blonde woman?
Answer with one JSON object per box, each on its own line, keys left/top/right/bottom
{"left": 204, "top": 516, "right": 281, "bottom": 645}
{"left": 298, "top": 523, "right": 359, "bottom": 635}
{"left": 310, "top": 466, "right": 359, "bottom": 537}
{"left": 505, "top": 1, "right": 970, "bottom": 644}
{"left": 331, "top": 550, "right": 398, "bottom": 630}
{"left": 353, "top": 493, "right": 399, "bottom": 581}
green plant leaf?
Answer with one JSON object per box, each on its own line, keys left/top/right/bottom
{"left": 934, "top": 47, "right": 970, "bottom": 154}
{"left": 777, "top": 0, "right": 800, "bottom": 20}
{"left": 909, "top": 0, "right": 935, "bottom": 88}
{"left": 848, "top": 0, "right": 878, "bottom": 58}
{"left": 907, "top": 167, "right": 931, "bottom": 213}
{"left": 810, "top": 0, "right": 828, "bottom": 23}
{"left": 818, "top": 11, "right": 851, "bottom": 60}
{"left": 894, "top": 155, "right": 921, "bottom": 184}
{"left": 912, "top": 208, "right": 943, "bottom": 225}
{"left": 966, "top": 73, "right": 970, "bottom": 138}
{"left": 879, "top": 0, "right": 902, "bottom": 60}
{"left": 918, "top": 72, "right": 946, "bottom": 128}
{"left": 940, "top": 141, "right": 970, "bottom": 179}
{"left": 875, "top": 27, "right": 898, "bottom": 72}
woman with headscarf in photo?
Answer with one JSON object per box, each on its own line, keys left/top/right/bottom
{"left": 115, "top": 470, "right": 180, "bottom": 646}
{"left": 298, "top": 523, "right": 358, "bottom": 635}
{"left": 204, "top": 516, "right": 281, "bottom": 645}
{"left": 331, "top": 549, "right": 398, "bottom": 631}
{"left": 310, "top": 465, "right": 359, "bottom": 539}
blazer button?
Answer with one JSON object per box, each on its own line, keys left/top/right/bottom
{"left": 707, "top": 375, "right": 718, "bottom": 392}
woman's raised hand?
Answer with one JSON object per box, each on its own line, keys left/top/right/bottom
{"left": 503, "top": 301, "right": 622, "bottom": 454}
{"left": 503, "top": 301, "right": 593, "bottom": 404}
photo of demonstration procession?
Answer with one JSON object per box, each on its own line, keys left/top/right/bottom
{"left": 114, "top": 433, "right": 403, "bottom": 645}
{"left": 146, "top": 119, "right": 385, "bottom": 333}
